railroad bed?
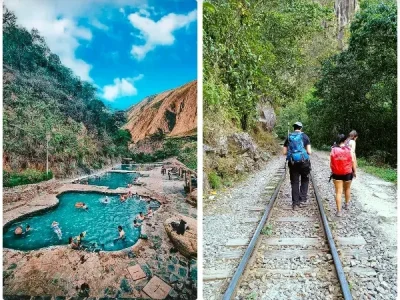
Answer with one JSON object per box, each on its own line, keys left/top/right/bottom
{"left": 204, "top": 166, "right": 376, "bottom": 299}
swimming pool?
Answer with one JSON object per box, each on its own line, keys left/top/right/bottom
{"left": 118, "top": 164, "right": 137, "bottom": 171}
{"left": 3, "top": 192, "right": 160, "bottom": 251}
{"left": 86, "top": 172, "right": 139, "bottom": 189}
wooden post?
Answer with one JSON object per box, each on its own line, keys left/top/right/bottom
{"left": 184, "top": 171, "right": 187, "bottom": 188}
{"left": 188, "top": 171, "right": 192, "bottom": 192}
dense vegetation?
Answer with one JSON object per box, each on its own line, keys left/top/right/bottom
{"left": 277, "top": 0, "right": 397, "bottom": 170}
{"left": 307, "top": 0, "right": 397, "bottom": 166}
{"left": 204, "top": 0, "right": 397, "bottom": 185}
{"left": 3, "top": 169, "right": 53, "bottom": 188}
{"left": 204, "top": 0, "right": 336, "bottom": 132}
{"left": 203, "top": 0, "right": 338, "bottom": 188}
{"left": 3, "top": 7, "right": 132, "bottom": 180}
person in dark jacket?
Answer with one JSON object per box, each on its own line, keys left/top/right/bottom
{"left": 283, "top": 122, "right": 312, "bottom": 210}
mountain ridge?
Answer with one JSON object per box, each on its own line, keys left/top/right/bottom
{"left": 124, "top": 80, "right": 197, "bottom": 143}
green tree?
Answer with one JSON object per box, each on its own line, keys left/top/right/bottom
{"left": 307, "top": 0, "right": 397, "bottom": 165}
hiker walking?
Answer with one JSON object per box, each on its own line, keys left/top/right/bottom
{"left": 283, "top": 122, "right": 312, "bottom": 210}
{"left": 330, "top": 134, "right": 357, "bottom": 217}
{"left": 345, "top": 130, "right": 358, "bottom": 167}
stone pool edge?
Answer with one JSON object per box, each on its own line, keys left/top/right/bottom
{"left": 3, "top": 184, "right": 164, "bottom": 254}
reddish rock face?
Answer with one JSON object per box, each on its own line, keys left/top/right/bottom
{"left": 124, "top": 81, "right": 197, "bottom": 143}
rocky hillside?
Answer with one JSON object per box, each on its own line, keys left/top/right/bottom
{"left": 124, "top": 81, "right": 197, "bottom": 143}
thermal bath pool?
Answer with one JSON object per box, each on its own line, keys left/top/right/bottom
{"left": 86, "top": 172, "right": 139, "bottom": 189}
{"left": 3, "top": 192, "right": 160, "bottom": 251}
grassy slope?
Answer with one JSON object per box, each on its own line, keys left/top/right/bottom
{"left": 357, "top": 158, "right": 397, "bottom": 183}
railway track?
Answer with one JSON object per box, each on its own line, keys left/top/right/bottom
{"left": 205, "top": 165, "right": 368, "bottom": 299}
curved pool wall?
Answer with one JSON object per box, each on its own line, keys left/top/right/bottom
{"left": 84, "top": 172, "right": 139, "bottom": 189}
{"left": 3, "top": 192, "right": 160, "bottom": 252}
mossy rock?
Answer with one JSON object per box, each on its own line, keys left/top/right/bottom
{"left": 120, "top": 278, "right": 132, "bottom": 293}
{"left": 168, "top": 264, "right": 176, "bottom": 272}
{"left": 178, "top": 267, "right": 187, "bottom": 277}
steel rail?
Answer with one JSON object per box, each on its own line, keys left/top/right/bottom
{"left": 222, "top": 165, "right": 287, "bottom": 300}
{"left": 311, "top": 172, "right": 353, "bottom": 300}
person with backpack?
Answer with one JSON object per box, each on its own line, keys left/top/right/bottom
{"left": 330, "top": 134, "right": 357, "bottom": 217}
{"left": 283, "top": 122, "right": 312, "bottom": 210}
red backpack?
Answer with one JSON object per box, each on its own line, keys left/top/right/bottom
{"left": 330, "top": 146, "right": 352, "bottom": 175}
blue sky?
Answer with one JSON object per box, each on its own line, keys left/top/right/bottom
{"left": 5, "top": 0, "right": 197, "bottom": 110}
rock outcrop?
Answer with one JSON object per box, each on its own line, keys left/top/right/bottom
{"left": 335, "top": 0, "right": 359, "bottom": 49}
{"left": 124, "top": 81, "right": 197, "bottom": 143}
{"left": 164, "top": 214, "right": 197, "bottom": 258}
{"left": 186, "top": 189, "right": 197, "bottom": 206}
{"left": 257, "top": 102, "right": 276, "bottom": 132}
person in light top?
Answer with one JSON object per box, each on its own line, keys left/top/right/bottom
{"left": 146, "top": 207, "right": 153, "bottom": 218}
{"left": 51, "top": 221, "right": 62, "bottom": 240}
{"left": 117, "top": 226, "right": 125, "bottom": 240}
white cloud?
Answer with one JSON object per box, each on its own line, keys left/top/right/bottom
{"left": 138, "top": 9, "right": 150, "bottom": 17}
{"left": 4, "top": 0, "right": 147, "bottom": 81}
{"left": 91, "top": 19, "right": 109, "bottom": 31}
{"left": 128, "top": 9, "right": 197, "bottom": 60}
{"left": 102, "top": 74, "right": 144, "bottom": 101}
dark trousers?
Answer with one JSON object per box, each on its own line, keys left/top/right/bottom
{"left": 288, "top": 160, "right": 311, "bottom": 206}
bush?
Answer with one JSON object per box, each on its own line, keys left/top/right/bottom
{"left": 208, "top": 171, "right": 222, "bottom": 189}
{"left": 357, "top": 158, "right": 397, "bottom": 183}
{"left": 4, "top": 169, "right": 53, "bottom": 187}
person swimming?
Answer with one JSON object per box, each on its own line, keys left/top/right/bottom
{"left": 100, "top": 196, "right": 110, "bottom": 204}
{"left": 136, "top": 212, "right": 145, "bottom": 222}
{"left": 117, "top": 226, "right": 125, "bottom": 240}
{"left": 75, "top": 202, "right": 89, "bottom": 210}
{"left": 14, "top": 226, "right": 23, "bottom": 235}
{"left": 133, "top": 220, "right": 141, "bottom": 228}
{"left": 51, "top": 221, "right": 62, "bottom": 240}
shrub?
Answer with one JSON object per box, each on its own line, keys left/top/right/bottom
{"left": 208, "top": 171, "right": 222, "bottom": 189}
{"left": 4, "top": 169, "right": 53, "bottom": 187}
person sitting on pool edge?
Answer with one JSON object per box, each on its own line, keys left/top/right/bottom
{"left": 117, "top": 226, "right": 125, "bottom": 240}
{"left": 136, "top": 212, "right": 145, "bottom": 222}
{"left": 68, "top": 237, "right": 79, "bottom": 249}
{"left": 146, "top": 207, "right": 153, "bottom": 218}
{"left": 75, "top": 231, "right": 87, "bottom": 247}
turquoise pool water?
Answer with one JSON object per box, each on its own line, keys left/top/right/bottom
{"left": 120, "top": 164, "right": 137, "bottom": 171}
{"left": 3, "top": 192, "right": 160, "bottom": 251}
{"left": 86, "top": 172, "right": 139, "bottom": 189}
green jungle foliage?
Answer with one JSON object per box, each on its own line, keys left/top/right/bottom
{"left": 3, "top": 169, "right": 53, "bottom": 188}
{"left": 3, "top": 7, "right": 132, "bottom": 179}
{"left": 306, "top": 0, "right": 397, "bottom": 166}
{"left": 204, "top": 0, "right": 336, "bottom": 131}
